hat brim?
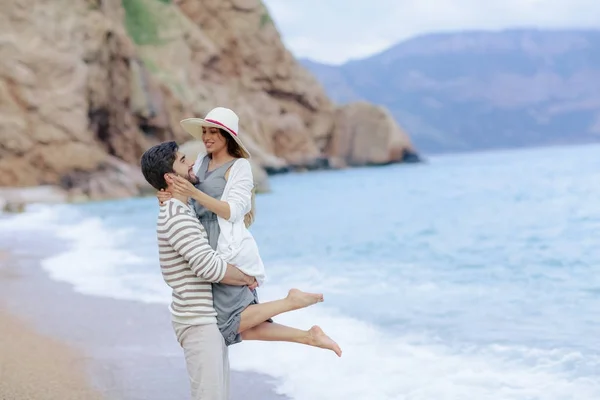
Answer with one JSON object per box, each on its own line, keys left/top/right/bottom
{"left": 180, "top": 118, "right": 251, "bottom": 159}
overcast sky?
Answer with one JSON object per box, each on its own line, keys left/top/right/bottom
{"left": 263, "top": 0, "right": 600, "bottom": 64}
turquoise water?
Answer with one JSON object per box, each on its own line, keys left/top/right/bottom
{"left": 5, "top": 144, "right": 600, "bottom": 399}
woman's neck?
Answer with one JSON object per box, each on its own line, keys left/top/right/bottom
{"left": 210, "top": 149, "right": 233, "bottom": 165}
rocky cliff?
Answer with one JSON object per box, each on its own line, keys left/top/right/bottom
{"left": 0, "top": 0, "right": 417, "bottom": 204}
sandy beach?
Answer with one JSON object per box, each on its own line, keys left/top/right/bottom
{"left": 0, "top": 233, "right": 288, "bottom": 400}
{"left": 0, "top": 306, "right": 103, "bottom": 400}
{"left": 0, "top": 248, "right": 103, "bottom": 400}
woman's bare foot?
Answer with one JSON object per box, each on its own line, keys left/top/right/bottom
{"left": 286, "top": 289, "right": 324, "bottom": 310}
{"left": 307, "top": 325, "right": 342, "bottom": 357}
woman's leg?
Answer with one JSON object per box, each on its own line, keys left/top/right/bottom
{"left": 237, "top": 289, "right": 323, "bottom": 333}
{"left": 241, "top": 322, "right": 342, "bottom": 357}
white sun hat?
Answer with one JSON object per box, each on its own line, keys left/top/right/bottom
{"left": 180, "top": 107, "right": 251, "bottom": 158}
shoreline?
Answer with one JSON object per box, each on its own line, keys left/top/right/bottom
{"left": 0, "top": 230, "right": 288, "bottom": 400}
{"left": 0, "top": 150, "right": 424, "bottom": 213}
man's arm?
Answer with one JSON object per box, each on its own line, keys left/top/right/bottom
{"left": 164, "top": 212, "right": 253, "bottom": 286}
{"left": 221, "top": 265, "right": 256, "bottom": 286}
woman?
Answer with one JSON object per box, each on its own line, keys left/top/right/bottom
{"left": 158, "top": 107, "right": 341, "bottom": 356}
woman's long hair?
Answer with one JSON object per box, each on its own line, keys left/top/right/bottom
{"left": 219, "top": 129, "right": 255, "bottom": 228}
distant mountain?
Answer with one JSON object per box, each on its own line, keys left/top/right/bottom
{"left": 302, "top": 29, "right": 600, "bottom": 153}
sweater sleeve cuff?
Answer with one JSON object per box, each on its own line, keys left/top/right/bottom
{"left": 215, "top": 259, "right": 228, "bottom": 282}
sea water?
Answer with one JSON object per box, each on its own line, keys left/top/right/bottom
{"left": 2, "top": 144, "right": 599, "bottom": 399}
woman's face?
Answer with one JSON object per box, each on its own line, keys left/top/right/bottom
{"left": 202, "top": 126, "right": 227, "bottom": 154}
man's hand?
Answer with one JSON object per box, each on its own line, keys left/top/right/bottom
{"left": 248, "top": 278, "right": 259, "bottom": 291}
{"left": 221, "top": 265, "right": 258, "bottom": 287}
{"left": 244, "top": 272, "right": 258, "bottom": 290}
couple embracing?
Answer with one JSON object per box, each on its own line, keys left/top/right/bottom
{"left": 140, "top": 107, "right": 341, "bottom": 399}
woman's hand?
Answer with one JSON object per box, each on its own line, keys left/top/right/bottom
{"left": 156, "top": 189, "right": 172, "bottom": 206}
{"left": 170, "top": 175, "right": 198, "bottom": 198}
{"left": 167, "top": 173, "right": 232, "bottom": 220}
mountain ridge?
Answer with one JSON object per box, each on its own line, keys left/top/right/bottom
{"left": 301, "top": 28, "right": 600, "bottom": 153}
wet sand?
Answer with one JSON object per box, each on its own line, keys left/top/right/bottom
{"left": 0, "top": 234, "right": 288, "bottom": 400}
{"left": 0, "top": 307, "right": 103, "bottom": 400}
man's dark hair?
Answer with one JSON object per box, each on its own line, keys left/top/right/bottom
{"left": 140, "top": 141, "right": 178, "bottom": 190}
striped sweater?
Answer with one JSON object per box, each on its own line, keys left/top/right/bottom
{"left": 157, "top": 198, "right": 227, "bottom": 325}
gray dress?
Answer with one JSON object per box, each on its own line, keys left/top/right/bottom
{"left": 190, "top": 156, "right": 266, "bottom": 346}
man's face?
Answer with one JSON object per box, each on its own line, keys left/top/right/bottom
{"left": 170, "top": 151, "right": 199, "bottom": 184}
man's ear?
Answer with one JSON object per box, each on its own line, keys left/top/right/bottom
{"left": 164, "top": 173, "right": 173, "bottom": 185}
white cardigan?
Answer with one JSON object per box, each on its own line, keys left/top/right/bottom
{"left": 194, "top": 155, "right": 266, "bottom": 286}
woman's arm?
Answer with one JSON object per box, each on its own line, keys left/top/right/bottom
{"left": 221, "top": 159, "right": 253, "bottom": 223}
{"left": 190, "top": 188, "right": 232, "bottom": 220}
{"left": 169, "top": 159, "right": 253, "bottom": 222}
{"left": 169, "top": 176, "right": 232, "bottom": 220}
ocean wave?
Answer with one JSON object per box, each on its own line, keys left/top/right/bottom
{"left": 2, "top": 153, "right": 599, "bottom": 400}
{"left": 229, "top": 298, "right": 600, "bottom": 400}
{"left": 1, "top": 204, "right": 170, "bottom": 302}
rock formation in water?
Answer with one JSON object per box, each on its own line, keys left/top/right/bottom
{"left": 0, "top": 0, "right": 417, "bottom": 204}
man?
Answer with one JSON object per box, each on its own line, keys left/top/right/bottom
{"left": 140, "top": 141, "right": 255, "bottom": 400}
